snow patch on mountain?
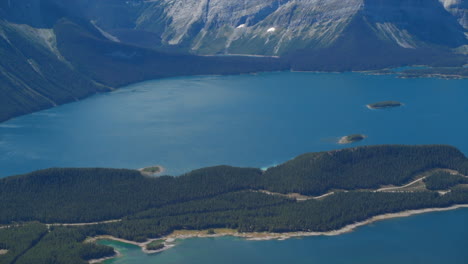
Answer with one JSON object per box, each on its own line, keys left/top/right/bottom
{"left": 438, "top": 0, "right": 467, "bottom": 29}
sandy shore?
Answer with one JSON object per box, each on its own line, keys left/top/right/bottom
{"left": 91, "top": 204, "right": 468, "bottom": 260}
{"left": 87, "top": 235, "right": 177, "bottom": 256}
{"left": 88, "top": 249, "right": 121, "bottom": 264}
{"left": 182, "top": 204, "right": 468, "bottom": 241}
{"left": 0, "top": 249, "right": 8, "bottom": 255}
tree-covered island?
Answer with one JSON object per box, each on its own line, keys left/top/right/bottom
{"left": 0, "top": 145, "right": 467, "bottom": 264}
{"left": 338, "top": 134, "right": 367, "bottom": 144}
{"left": 139, "top": 166, "right": 164, "bottom": 176}
{"left": 367, "top": 101, "right": 403, "bottom": 109}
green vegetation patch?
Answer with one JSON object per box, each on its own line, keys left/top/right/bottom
{"left": 339, "top": 134, "right": 366, "bottom": 144}
{"left": 11, "top": 226, "right": 115, "bottom": 264}
{"left": 146, "top": 240, "right": 165, "bottom": 251}
{"left": 0, "top": 144, "right": 468, "bottom": 263}
{"left": 424, "top": 172, "right": 468, "bottom": 191}
{"left": 141, "top": 166, "right": 161, "bottom": 174}
{"left": 0, "top": 145, "right": 467, "bottom": 224}
{"left": 0, "top": 223, "right": 47, "bottom": 264}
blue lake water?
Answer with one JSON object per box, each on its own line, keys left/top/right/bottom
{"left": 1, "top": 72, "right": 467, "bottom": 177}
{"left": 1, "top": 71, "right": 467, "bottom": 262}
{"left": 99, "top": 208, "right": 468, "bottom": 264}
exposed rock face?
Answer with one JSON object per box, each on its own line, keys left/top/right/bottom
{"left": 136, "top": 0, "right": 363, "bottom": 55}
{"left": 0, "top": 0, "right": 466, "bottom": 122}
{"left": 2, "top": 0, "right": 466, "bottom": 55}
{"left": 362, "top": 0, "right": 467, "bottom": 48}
{"left": 123, "top": 0, "right": 466, "bottom": 55}
{"left": 439, "top": 0, "right": 467, "bottom": 29}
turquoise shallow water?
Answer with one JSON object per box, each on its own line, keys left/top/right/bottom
{"left": 99, "top": 208, "right": 468, "bottom": 264}
{"left": 0, "top": 72, "right": 467, "bottom": 177}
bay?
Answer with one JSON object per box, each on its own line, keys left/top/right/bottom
{"left": 1, "top": 71, "right": 467, "bottom": 263}
{"left": 99, "top": 208, "right": 468, "bottom": 264}
{"left": 1, "top": 72, "right": 467, "bottom": 177}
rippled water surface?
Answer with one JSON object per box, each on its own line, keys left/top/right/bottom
{"left": 2, "top": 71, "right": 467, "bottom": 263}
{"left": 1, "top": 72, "right": 467, "bottom": 177}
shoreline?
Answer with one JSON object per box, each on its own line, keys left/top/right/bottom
{"left": 92, "top": 204, "right": 468, "bottom": 260}
{"left": 3, "top": 66, "right": 463, "bottom": 125}
{"left": 88, "top": 249, "right": 121, "bottom": 264}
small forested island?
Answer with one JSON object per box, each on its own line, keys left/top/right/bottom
{"left": 366, "top": 101, "right": 403, "bottom": 109}
{"left": 145, "top": 240, "right": 165, "bottom": 251}
{"left": 0, "top": 145, "right": 467, "bottom": 264}
{"left": 338, "top": 134, "right": 366, "bottom": 144}
{"left": 139, "top": 166, "right": 164, "bottom": 176}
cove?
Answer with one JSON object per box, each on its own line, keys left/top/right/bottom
{"left": 98, "top": 208, "right": 468, "bottom": 264}
{"left": 0, "top": 71, "right": 467, "bottom": 177}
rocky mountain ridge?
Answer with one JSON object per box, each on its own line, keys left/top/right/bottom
{"left": 122, "top": 0, "right": 468, "bottom": 55}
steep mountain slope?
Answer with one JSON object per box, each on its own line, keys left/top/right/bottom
{"left": 288, "top": 11, "right": 467, "bottom": 71}
{"left": 362, "top": 0, "right": 466, "bottom": 49}
{"left": 69, "top": 0, "right": 467, "bottom": 70}
{"left": 132, "top": 0, "right": 363, "bottom": 55}
{"left": 13, "top": 0, "right": 463, "bottom": 56}
{"left": 0, "top": 0, "right": 466, "bottom": 122}
{"left": 82, "top": 0, "right": 467, "bottom": 56}
{"left": 0, "top": 14, "right": 286, "bottom": 122}
{"left": 0, "top": 19, "right": 108, "bottom": 122}
{"left": 53, "top": 19, "right": 287, "bottom": 88}
{"left": 439, "top": 0, "right": 467, "bottom": 29}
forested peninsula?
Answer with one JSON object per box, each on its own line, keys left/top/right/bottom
{"left": 1, "top": 145, "right": 468, "bottom": 264}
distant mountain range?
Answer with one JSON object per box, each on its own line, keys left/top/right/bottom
{"left": 0, "top": 0, "right": 467, "bottom": 122}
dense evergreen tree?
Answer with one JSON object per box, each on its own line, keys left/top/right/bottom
{"left": 0, "top": 145, "right": 467, "bottom": 264}
{"left": 259, "top": 145, "right": 468, "bottom": 195}
{"left": 0, "top": 223, "right": 47, "bottom": 264}
{"left": 424, "top": 172, "right": 468, "bottom": 191}
{"left": 0, "top": 145, "right": 466, "bottom": 224}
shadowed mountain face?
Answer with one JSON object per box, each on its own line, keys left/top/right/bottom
{"left": 0, "top": 0, "right": 466, "bottom": 122}
{"left": 0, "top": 19, "right": 108, "bottom": 122}
{"left": 0, "top": 1, "right": 287, "bottom": 123}
{"left": 362, "top": 0, "right": 467, "bottom": 48}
